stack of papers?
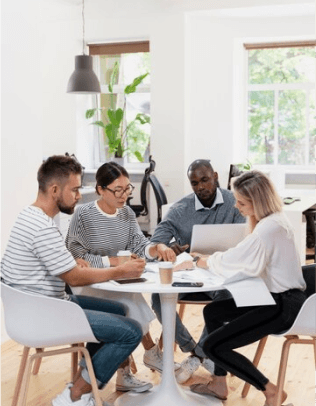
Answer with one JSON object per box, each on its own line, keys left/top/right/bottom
{"left": 145, "top": 252, "right": 275, "bottom": 307}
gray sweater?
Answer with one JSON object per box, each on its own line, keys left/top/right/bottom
{"left": 151, "top": 188, "right": 245, "bottom": 248}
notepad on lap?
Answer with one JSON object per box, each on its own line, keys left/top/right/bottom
{"left": 190, "top": 223, "right": 248, "bottom": 255}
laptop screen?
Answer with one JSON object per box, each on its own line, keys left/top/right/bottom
{"left": 190, "top": 223, "right": 248, "bottom": 255}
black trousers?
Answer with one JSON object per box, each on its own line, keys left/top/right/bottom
{"left": 203, "top": 289, "right": 306, "bottom": 391}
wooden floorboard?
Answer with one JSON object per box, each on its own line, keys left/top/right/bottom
{"left": 1, "top": 293, "right": 315, "bottom": 406}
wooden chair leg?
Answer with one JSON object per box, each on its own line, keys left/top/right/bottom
{"left": 11, "top": 346, "right": 30, "bottom": 406}
{"left": 159, "top": 332, "right": 163, "bottom": 350}
{"left": 71, "top": 344, "right": 79, "bottom": 381}
{"left": 130, "top": 355, "right": 138, "bottom": 374}
{"left": 241, "top": 336, "right": 268, "bottom": 398}
{"left": 274, "top": 337, "right": 294, "bottom": 406}
{"left": 178, "top": 303, "right": 186, "bottom": 320}
{"left": 80, "top": 347, "right": 102, "bottom": 406}
{"left": 17, "top": 351, "right": 37, "bottom": 406}
{"left": 32, "top": 348, "right": 43, "bottom": 375}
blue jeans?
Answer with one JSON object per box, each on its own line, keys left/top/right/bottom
{"left": 70, "top": 295, "right": 142, "bottom": 388}
{"left": 151, "top": 289, "right": 232, "bottom": 358}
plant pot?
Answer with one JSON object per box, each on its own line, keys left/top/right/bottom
{"left": 109, "top": 156, "right": 124, "bottom": 166}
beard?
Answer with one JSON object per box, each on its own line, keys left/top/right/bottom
{"left": 56, "top": 198, "right": 76, "bottom": 215}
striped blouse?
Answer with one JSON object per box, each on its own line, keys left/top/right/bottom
{"left": 1, "top": 206, "right": 76, "bottom": 299}
{"left": 66, "top": 201, "right": 151, "bottom": 267}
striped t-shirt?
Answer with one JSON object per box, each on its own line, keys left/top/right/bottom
{"left": 66, "top": 201, "right": 151, "bottom": 267}
{"left": 1, "top": 206, "right": 76, "bottom": 299}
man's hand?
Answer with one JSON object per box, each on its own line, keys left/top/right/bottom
{"left": 75, "top": 258, "right": 90, "bottom": 268}
{"left": 119, "top": 258, "right": 146, "bottom": 278}
{"left": 170, "top": 243, "right": 189, "bottom": 255}
{"left": 155, "top": 243, "right": 177, "bottom": 262}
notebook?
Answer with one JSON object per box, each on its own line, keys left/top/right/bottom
{"left": 190, "top": 223, "right": 248, "bottom": 255}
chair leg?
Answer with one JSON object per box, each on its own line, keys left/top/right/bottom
{"left": 32, "top": 348, "right": 43, "bottom": 375}
{"left": 11, "top": 346, "right": 30, "bottom": 406}
{"left": 80, "top": 347, "right": 103, "bottom": 406}
{"left": 241, "top": 336, "right": 268, "bottom": 398}
{"left": 178, "top": 303, "right": 186, "bottom": 320}
{"left": 17, "top": 351, "right": 37, "bottom": 406}
{"left": 274, "top": 337, "right": 294, "bottom": 406}
{"left": 130, "top": 355, "right": 138, "bottom": 374}
{"left": 71, "top": 344, "right": 79, "bottom": 381}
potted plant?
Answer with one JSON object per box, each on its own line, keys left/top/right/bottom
{"left": 85, "top": 61, "right": 150, "bottom": 162}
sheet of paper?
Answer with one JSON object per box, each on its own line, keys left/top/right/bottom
{"left": 224, "top": 277, "right": 276, "bottom": 307}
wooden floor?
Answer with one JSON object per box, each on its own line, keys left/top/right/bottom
{"left": 1, "top": 293, "right": 315, "bottom": 406}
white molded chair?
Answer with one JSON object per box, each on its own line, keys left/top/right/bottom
{"left": 241, "top": 264, "right": 316, "bottom": 406}
{"left": 1, "top": 283, "right": 103, "bottom": 406}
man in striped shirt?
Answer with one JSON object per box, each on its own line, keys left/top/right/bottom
{"left": 1, "top": 155, "right": 150, "bottom": 406}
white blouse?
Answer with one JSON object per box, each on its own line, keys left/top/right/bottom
{"left": 207, "top": 212, "right": 306, "bottom": 294}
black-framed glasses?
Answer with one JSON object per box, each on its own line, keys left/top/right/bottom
{"left": 104, "top": 184, "right": 135, "bottom": 198}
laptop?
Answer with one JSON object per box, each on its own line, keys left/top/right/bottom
{"left": 190, "top": 223, "right": 248, "bottom": 255}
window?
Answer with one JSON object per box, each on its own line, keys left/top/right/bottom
{"left": 89, "top": 41, "right": 150, "bottom": 167}
{"left": 246, "top": 41, "right": 315, "bottom": 168}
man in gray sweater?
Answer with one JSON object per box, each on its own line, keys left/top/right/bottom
{"left": 150, "top": 159, "right": 245, "bottom": 383}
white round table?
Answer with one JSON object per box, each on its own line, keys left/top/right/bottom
{"left": 90, "top": 275, "right": 223, "bottom": 406}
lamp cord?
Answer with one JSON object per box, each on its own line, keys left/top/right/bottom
{"left": 82, "top": 0, "right": 85, "bottom": 55}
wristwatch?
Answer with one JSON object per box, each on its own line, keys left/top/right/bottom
{"left": 192, "top": 255, "right": 201, "bottom": 268}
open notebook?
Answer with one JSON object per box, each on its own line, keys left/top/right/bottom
{"left": 190, "top": 223, "right": 248, "bottom": 255}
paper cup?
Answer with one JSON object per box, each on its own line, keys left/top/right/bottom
{"left": 158, "top": 261, "right": 174, "bottom": 285}
{"left": 117, "top": 250, "right": 131, "bottom": 265}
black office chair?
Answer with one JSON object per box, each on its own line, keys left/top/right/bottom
{"left": 128, "top": 155, "right": 167, "bottom": 229}
{"left": 227, "top": 164, "right": 243, "bottom": 190}
{"left": 304, "top": 206, "right": 316, "bottom": 262}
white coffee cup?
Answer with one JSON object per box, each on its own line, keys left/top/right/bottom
{"left": 117, "top": 250, "right": 131, "bottom": 265}
{"left": 158, "top": 261, "right": 174, "bottom": 285}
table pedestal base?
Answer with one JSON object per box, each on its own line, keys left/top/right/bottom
{"left": 115, "top": 386, "right": 222, "bottom": 406}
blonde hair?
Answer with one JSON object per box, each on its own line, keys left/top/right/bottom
{"left": 233, "top": 170, "right": 283, "bottom": 221}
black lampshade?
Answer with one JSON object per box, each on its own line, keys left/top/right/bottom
{"left": 67, "top": 55, "right": 101, "bottom": 94}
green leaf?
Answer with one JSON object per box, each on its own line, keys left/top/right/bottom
{"left": 108, "top": 61, "right": 120, "bottom": 93}
{"left": 135, "top": 113, "right": 150, "bottom": 125}
{"left": 85, "top": 109, "right": 97, "bottom": 119}
{"left": 92, "top": 121, "right": 106, "bottom": 128}
{"left": 107, "top": 108, "right": 124, "bottom": 127}
{"left": 134, "top": 151, "right": 144, "bottom": 162}
{"left": 105, "top": 123, "right": 118, "bottom": 143}
{"left": 116, "top": 108, "right": 124, "bottom": 124}
{"left": 124, "top": 72, "right": 149, "bottom": 94}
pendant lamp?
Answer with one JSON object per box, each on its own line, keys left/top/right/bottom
{"left": 67, "top": 0, "right": 101, "bottom": 94}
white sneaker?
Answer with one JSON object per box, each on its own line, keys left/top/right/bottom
{"left": 143, "top": 341, "right": 181, "bottom": 373}
{"left": 176, "top": 356, "right": 201, "bottom": 384}
{"left": 116, "top": 366, "right": 153, "bottom": 393}
{"left": 201, "top": 358, "right": 214, "bottom": 375}
{"left": 52, "top": 383, "right": 112, "bottom": 406}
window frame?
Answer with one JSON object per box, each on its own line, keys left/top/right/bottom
{"left": 245, "top": 41, "right": 316, "bottom": 173}
{"left": 88, "top": 41, "right": 151, "bottom": 170}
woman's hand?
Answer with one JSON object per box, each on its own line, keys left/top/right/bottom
{"left": 190, "top": 252, "right": 209, "bottom": 269}
{"left": 173, "top": 260, "right": 194, "bottom": 272}
{"left": 119, "top": 258, "right": 146, "bottom": 278}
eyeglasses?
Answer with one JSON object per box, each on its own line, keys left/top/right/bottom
{"left": 104, "top": 184, "right": 135, "bottom": 198}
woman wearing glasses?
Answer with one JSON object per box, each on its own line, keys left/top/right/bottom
{"left": 66, "top": 162, "right": 176, "bottom": 393}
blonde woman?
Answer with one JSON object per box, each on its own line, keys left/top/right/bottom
{"left": 190, "top": 171, "right": 306, "bottom": 406}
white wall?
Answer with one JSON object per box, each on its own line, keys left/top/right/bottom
{"left": 185, "top": 6, "right": 315, "bottom": 193}
{"left": 1, "top": 0, "right": 79, "bottom": 342}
